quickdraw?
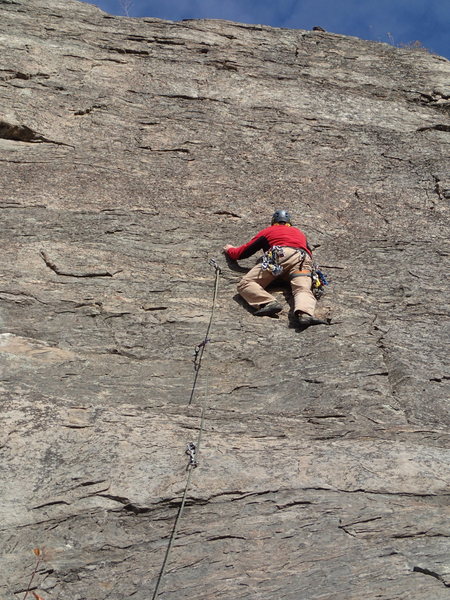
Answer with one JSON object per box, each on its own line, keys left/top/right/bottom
{"left": 261, "top": 245, "right": 285, "bottom": 276}
{"left": 193, "top": 338, "right": 210, "bottom": 371}
{"left": 186, "top": 442, "right": 198, "bottom": 468}
{"left": 311, "top": 266, "right": 329, "bottom": 299}
{"left": 208, "top": 258, "right": 222, "bottom": 274}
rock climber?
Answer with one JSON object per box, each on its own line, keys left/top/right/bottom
{"left": 223, "top": 209, "right": 328, "bottom": 328}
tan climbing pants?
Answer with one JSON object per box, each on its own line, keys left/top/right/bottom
{"left": 237, "top": 248, "right": 317, "bottom": 316}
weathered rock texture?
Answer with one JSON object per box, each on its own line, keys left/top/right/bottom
{"left": 1, "top": 1, "right": 449, "bottom": 598}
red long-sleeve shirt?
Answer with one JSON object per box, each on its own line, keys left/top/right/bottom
{"left": 226, "top": 224, "right": 312, "bottom": 261}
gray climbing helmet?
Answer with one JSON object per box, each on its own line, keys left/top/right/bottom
{"left": 271, "top": 209, "right": 292, "bottom": 225}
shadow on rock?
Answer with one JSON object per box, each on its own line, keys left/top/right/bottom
{"left": 223, "top": 254, "right": 248, "bottom": 273}
{"left": 232, "top": 294, "right": 282, "bottom": 318}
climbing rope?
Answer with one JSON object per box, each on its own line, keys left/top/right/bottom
{"left": 188, "top": 258, "right": 222, "bottom": 405}
{"left": 151, "top": 258, "right": 222, "bottom": 600}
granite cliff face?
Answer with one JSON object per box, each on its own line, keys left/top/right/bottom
{"left": 1, "top": 1, "right": 449, "bottom": 598}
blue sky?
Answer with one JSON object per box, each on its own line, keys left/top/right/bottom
{"left": 87, "top": 0, "right": 449, "bottom": 59}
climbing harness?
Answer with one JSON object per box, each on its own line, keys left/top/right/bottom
{"left": 263, "top": 246, "right": 310, "bottom": 277}
{"left": 151, "top": 258, "right": 221, "bottom": 600}
{"left": 262, "top": 245, "right": 329, "bottom": 300}
{"left": 284, "top": 248, "right": 308, "bottom": 280}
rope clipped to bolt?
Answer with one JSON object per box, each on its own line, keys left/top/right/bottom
{"left": 151, "top": 258, "right": 222, "bottom": 600}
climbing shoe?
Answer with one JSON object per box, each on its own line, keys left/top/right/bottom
{"left": 254, "top": 301, "right": 282, "bottom": 317}
{"left": 295, "top": 312, "right": 328, "bottom": 328}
